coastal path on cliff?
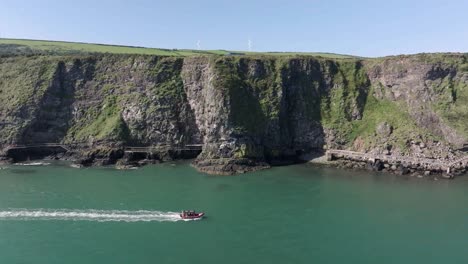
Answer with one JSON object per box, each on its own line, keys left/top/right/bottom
{"left": 124, "top": 144, "right": 203, "bottom": 153}
{"left": 3, "top": 143, "right": 203, "bottom": 153}
{"left": 3, "top": 143, "right": 75, "bottom": 152}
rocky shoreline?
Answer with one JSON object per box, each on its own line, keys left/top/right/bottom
{"left": 0, "top": 144, "right": 272, "bottom": 174}
{"left": 1, "top": 53, "right": 467, "bottom": 179}
{"left": 331, "top": 158, "right": 464, "bottom": 179}
{"left": 192, "top": 158, "right": 270, "bottom": 175}
{"left": 1, "top": 145, "right": 466, "bottom": 179}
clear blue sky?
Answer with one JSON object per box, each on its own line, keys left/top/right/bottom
{"left": 1, "top": 0, "right": 467, "bottom": 57}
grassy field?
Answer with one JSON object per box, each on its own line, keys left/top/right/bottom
{"left": 235, "top": 50, "right": 359, "bottom": 59}
{"left": 0, "top": 38, "right": 357, "bottom": 58}
{"left": 0, "top": 38, "right": 222, "bottom": 56}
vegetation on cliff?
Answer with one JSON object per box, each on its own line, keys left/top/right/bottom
{"left": 67, "top": 95, "right": 130, "bottom": 142}
{"left": 0, "top": 56, "right": 60, "bottom": 143}
{"left": 210, "top": 54, "right": 467, "bottom": 161}
{"left": 0, "top": 47, "right": 466, "bottom": 173}
{"left": 431, "top": 69, "right": 468, "bottom": 139}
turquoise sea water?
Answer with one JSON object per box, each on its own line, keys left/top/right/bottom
{"left": 0, "top": 161, "right": 467, "bottom": 264}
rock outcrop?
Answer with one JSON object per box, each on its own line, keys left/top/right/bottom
{"left": 0, "top": 53, "right": 467, "bottom": 175}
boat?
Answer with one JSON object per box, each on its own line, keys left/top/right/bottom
{"left": 180, "top": 210, "right": 205, "bottom": 220}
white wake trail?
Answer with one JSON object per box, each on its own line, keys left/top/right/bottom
{"left": 14, "top": 162, "right": 51, "bottom": 166}
{"left": 0, "top": 209, "right": 189, "bottom": 222}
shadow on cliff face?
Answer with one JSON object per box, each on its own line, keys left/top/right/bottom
{"left": 6, "top": 146, "right": 67, "bottom": 162}
{"left": 228, "top": 58, "right": 372, "bottom": 166}
{"left": 263, "top": 59, "right": 371, "bottom": 164}
{"left": 283, "top": 59, "right": 328, "bottom": 153}
{"left": 263, "top": 59, "right": 330, "bottom": 164}
{"left": 19, "top": 58, "right": 96, "bottom": 145}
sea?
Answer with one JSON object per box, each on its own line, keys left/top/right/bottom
{"left": 0, "top": 161, "right": 467, "bottom": 264}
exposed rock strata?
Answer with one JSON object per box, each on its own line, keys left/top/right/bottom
{"left": 0, "top": 53, "right": 466, "bottom": 175}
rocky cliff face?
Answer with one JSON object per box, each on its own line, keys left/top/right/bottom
{"left": 362, "top": 55, "right": 467, "bottom": 161}
{"left": 0, "top": 53, "right": 466, "bottom": 174}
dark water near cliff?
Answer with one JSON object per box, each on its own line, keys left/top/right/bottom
{"left": 0, "top": 162, "right": 467, "bottom": 264}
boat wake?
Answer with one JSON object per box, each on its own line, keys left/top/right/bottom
{"left": 0, "top": 209, "right": 191, "bottom": 222}
{"left": 14, "top": 162, "right": 51, "bottom": 166}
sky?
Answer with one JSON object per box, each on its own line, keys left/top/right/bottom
{"left": 0, "top": 0, "right": 467, "bottom": 57}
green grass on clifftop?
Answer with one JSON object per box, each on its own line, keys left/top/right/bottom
{"left": 0, "top": 38, "right": 357, "bottom": 59}
{"left": 0, "top": 38, "right": 221, "bottom": 56}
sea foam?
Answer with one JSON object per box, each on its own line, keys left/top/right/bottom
{"left": 0, "top": 209, "right": 191, "bottom": 222}
{"left": 14, "top": 162, "right": 51, "bottom": 166}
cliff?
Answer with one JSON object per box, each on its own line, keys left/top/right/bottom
{"left": 0, "top": 53, "right": 467, "bottom": 174}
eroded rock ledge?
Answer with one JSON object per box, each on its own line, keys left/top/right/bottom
{"left": 0, "top": 53, "right": 467, "bottom": 176}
